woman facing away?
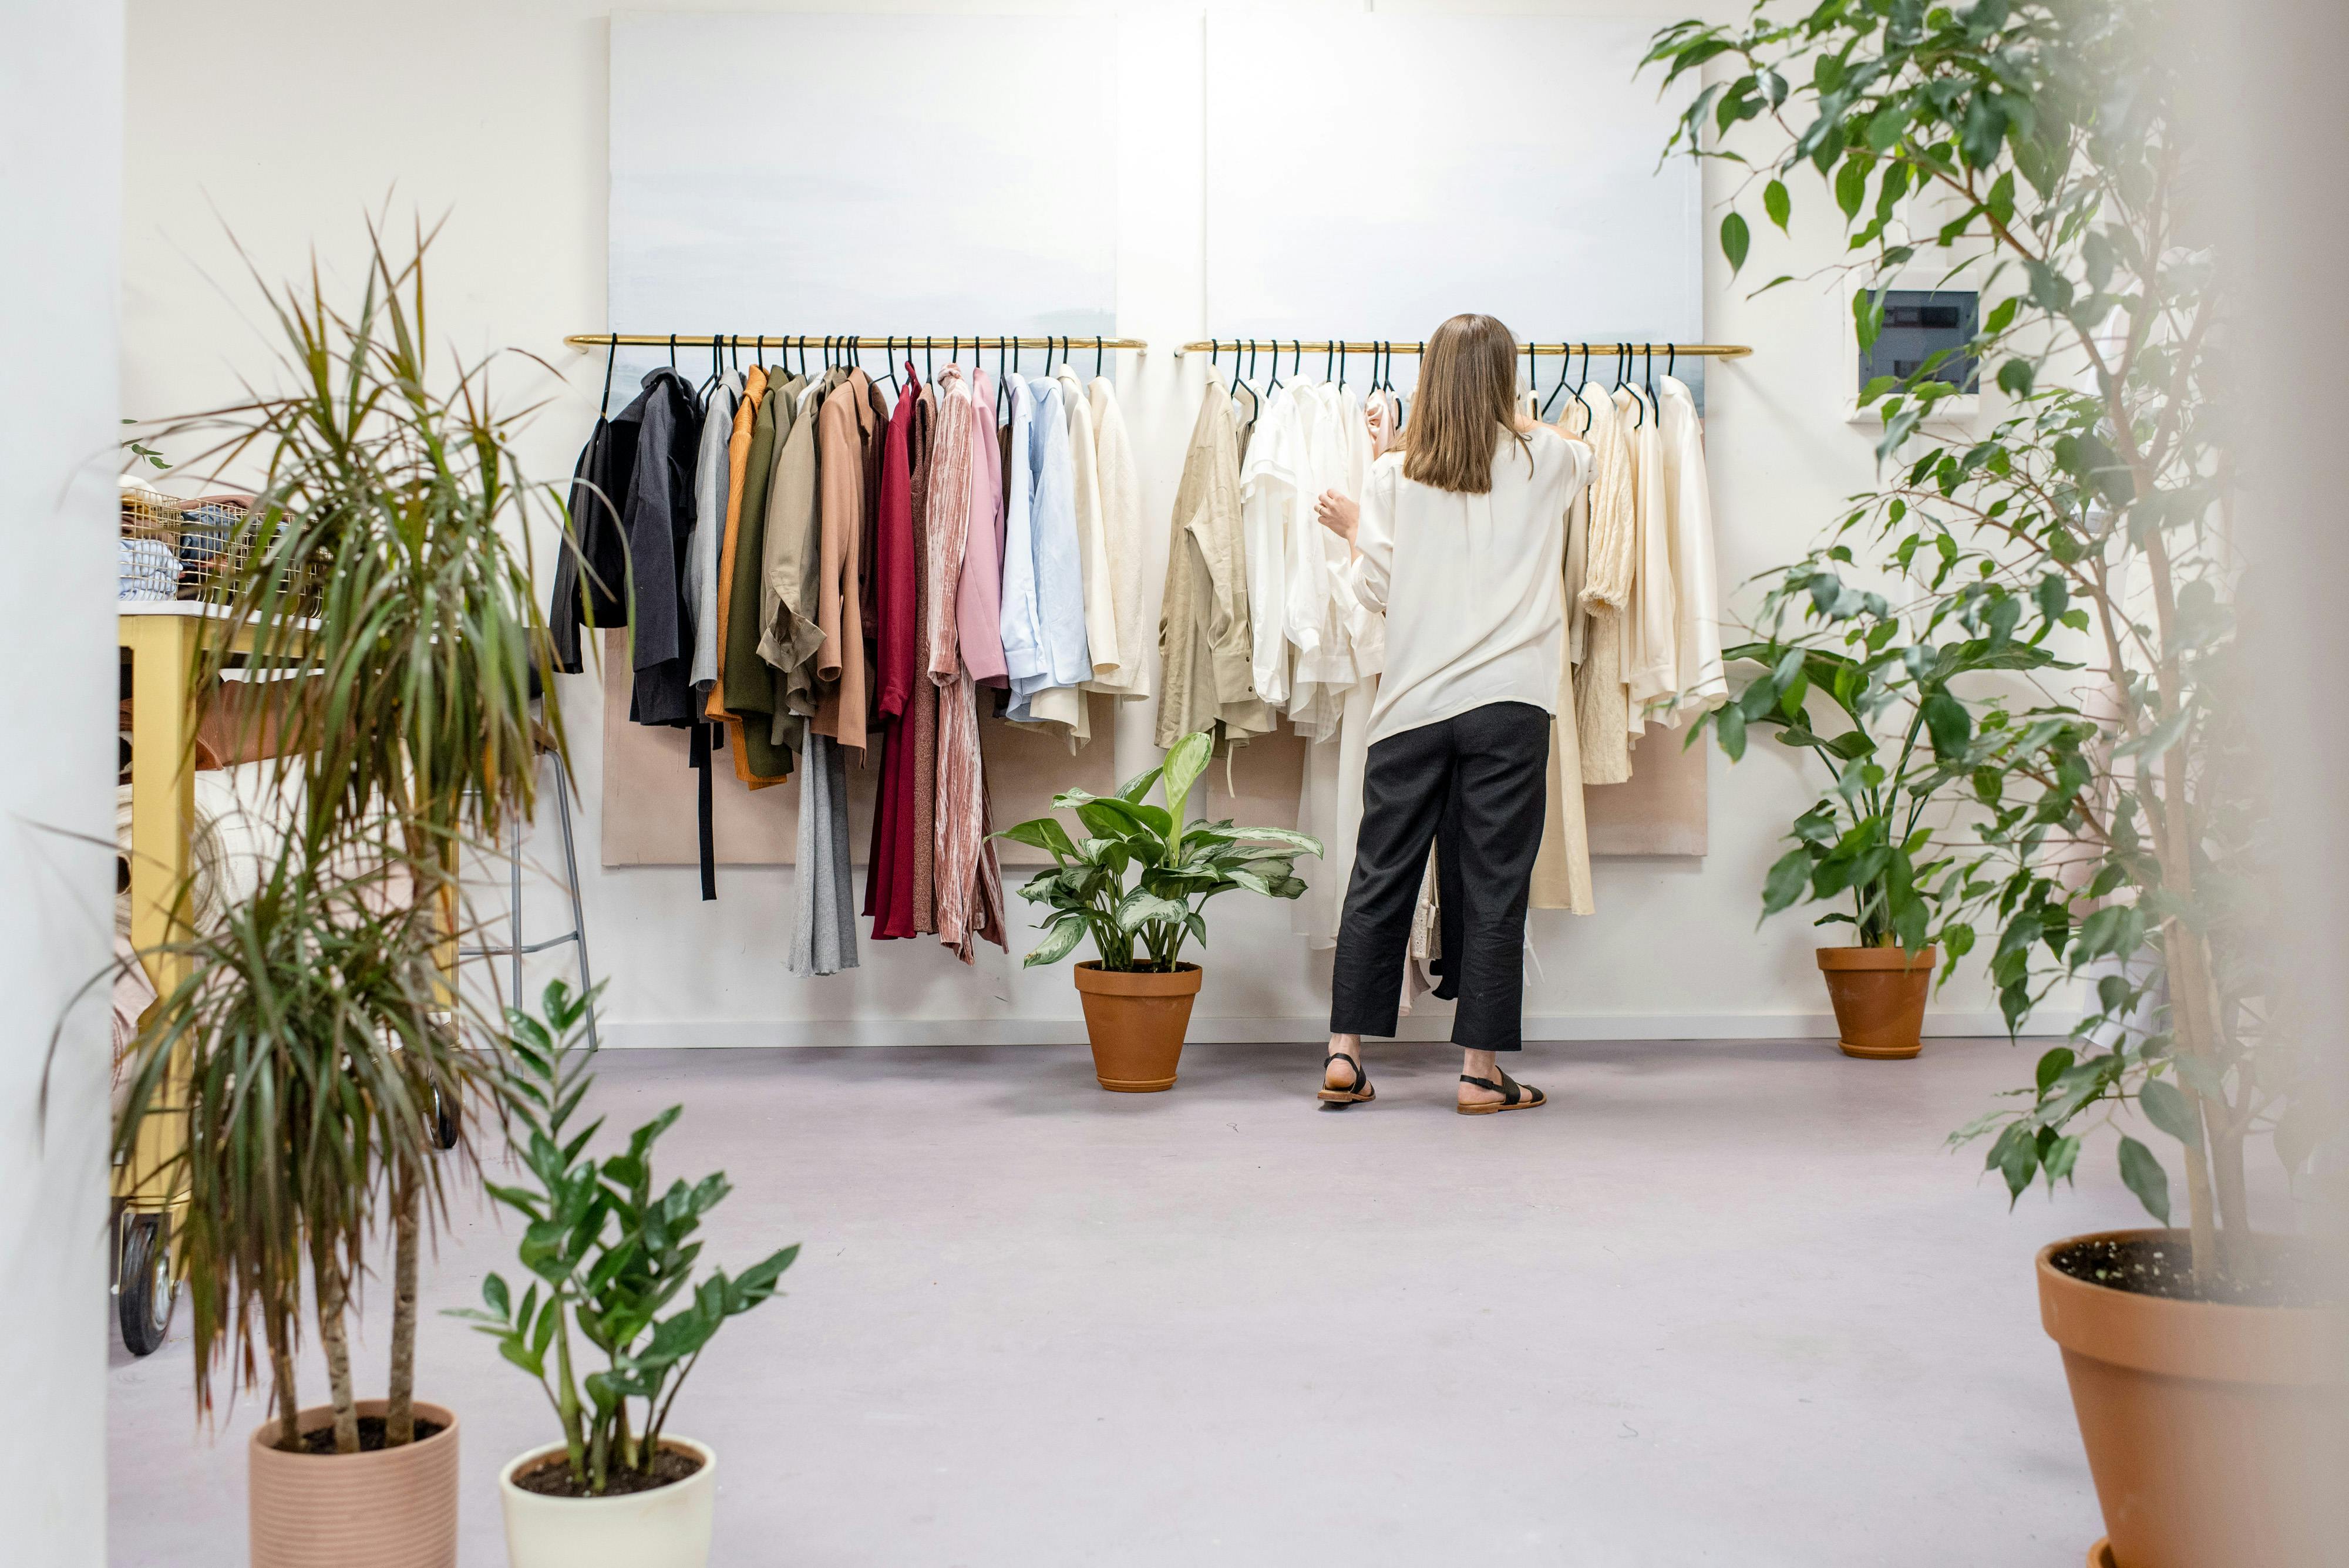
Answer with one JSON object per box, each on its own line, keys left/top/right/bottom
{"left": 1311, "top": 312, "right": 1589, "bottom": 1114}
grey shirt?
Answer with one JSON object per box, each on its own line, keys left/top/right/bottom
{"left": 686, "top": 370, "right": 742, "bottom": 691}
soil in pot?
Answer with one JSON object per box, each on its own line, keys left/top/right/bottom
{"left": 294, "top": 1415, "right": 449, "bottom": 1455}
{"left": 512, "top": 1449, "right": 705, "bottom": 1499}
{"left": 2047, "top": 1234, "right": 2339, "bottom": 1308}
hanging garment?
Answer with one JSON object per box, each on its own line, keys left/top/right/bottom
{"left": 1342, "top": 428, "right": 1589, "bottom": 749}
{"left": 1055, "top": 364, "right": 1118, "bottom": 688}
{"left": 613, "top": 368, "right": 704, "bottom": 728}
{"left": 1013, "top": 375, "right": 1093, "bottom": 736}
{"left": 1293, "top": 379, "right": 1376, "bottom": 948}
{"left": 549, "top": 399, "right": 630, "bottom": 674}
{"left": 686, "top": 370, "right": 741, "bottom": 691}
{"left": 995, "top": 373, "right": 1042, "bottom": 707}
{"left": 1624, "top": 386, "right": 1678, "bottom": 725}
{"left": 927, "top": 368, "right": 1007, "bottom": 961}
{"left": 710, "top": 371, "right": 796, "bottom": 786}
{"left": 1531, "top": 402, "right": 1598, "bottom": 916}
{"left": 1285, "top": 382, "right": 1360, "bottom": 742}
{"left": 1574, "top": 383, "right": 1634, "bottom": 784}
{"left": 1558, "top": 386, "right": 1594, "bottom": 667}
{"left": 954, "top": 368, "right": 1009, "bottom": 689}
{"left": 760, "top": 370, "right": 827, "bottom": 749}
{"left": 1083, "top": 377, "right": 1149, "bottom": 699}
{"left": 866, "top": 368, "right": 923, "bottom": 940}
{"left": 910, "top": 382, "right": 941, "bottom": 936}
{"left": 702, "top": 366, "right": 763, "bottom": 746}
{"left": 814, "top": 366, "right": 877, "bottom": 752}
{"left": 1156, "top": 372, "right": 1273, "bottom": 748}
{"left": 1658, "top": 375, "right": 1728, "bottom": 722}
{"left": 1238, "top": 384, "right": 1307, "bottom": 715}
{"left": 786, "top": 731, "right": 859, "bottom": 977}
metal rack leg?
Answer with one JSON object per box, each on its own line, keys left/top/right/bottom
{"left": 551, "top": 759, "right": 599, "bottom": 1052}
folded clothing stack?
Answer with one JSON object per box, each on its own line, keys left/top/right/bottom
{"left": 119, "top": 537, "right": 179, "bottom": 601}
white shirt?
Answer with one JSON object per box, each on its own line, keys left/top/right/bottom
{"left": 1658, "top": 375, "right": 1728, "bottom": 721}
{"left": 1345, "top": 425, "right": 1590, "bottom": 748}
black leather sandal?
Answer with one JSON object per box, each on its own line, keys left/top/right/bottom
{"left": 1318, "top": 1052, "right": 1375, "bottom": 1105}
{"left": 1457, "top": 1069, "right": 1546, "bottom": 1115}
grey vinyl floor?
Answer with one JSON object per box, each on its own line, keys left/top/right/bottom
{"left": 107, "top": 1036, "right": 2181, "bottom": 1566}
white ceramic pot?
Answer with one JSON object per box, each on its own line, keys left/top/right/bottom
{"left": 497, "top": 1437, "right": 715, "bottom": 1568}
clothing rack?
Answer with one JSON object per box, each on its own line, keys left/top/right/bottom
{"left": 1178, "top": 339, "right": 1752, "bottom": 358}
{"left": 564, "top": 333, "right": 1149, "bottom": 354}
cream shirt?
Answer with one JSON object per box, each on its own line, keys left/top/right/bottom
{"left": 1345, "top": 425, "right": 1590, "bottom": 748}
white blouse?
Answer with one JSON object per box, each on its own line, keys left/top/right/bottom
{"left": 1345, "top": 424, "right": 1590, "bottom": 748}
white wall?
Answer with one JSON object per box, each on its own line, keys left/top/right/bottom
{"left": 1, "top": 1, "right": 123, "bottom": 1559}
{"left": 123, "top": 0, "right": 2030, "bottom": 1046}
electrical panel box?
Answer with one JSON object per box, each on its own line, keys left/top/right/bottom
{"left": 1859, "top": 289, "right": 1980, "bottom": 393}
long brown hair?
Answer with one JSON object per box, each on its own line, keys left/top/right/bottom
{"left": 1401, "top": 312, "right": 1531, "bottom": 494}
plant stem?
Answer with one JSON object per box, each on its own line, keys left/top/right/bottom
{"left": 385, "top": 1173, "right": 418, "bottom": 1445}
{"left": 314, "top": 1242, "right": 361, "bottom": 1455}
{"left": 265, "top": 1295, "right": 303, "bottom": 1453}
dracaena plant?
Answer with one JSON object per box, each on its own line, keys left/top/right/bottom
{"left": 1646, "top": 0, "right": 2336, "bottom": 1280}
{"left": 998, "top": 730, "right": 1324, "bottom": 973}
{"left": 452, "top": 981, "right": 799, "bottom": 1493}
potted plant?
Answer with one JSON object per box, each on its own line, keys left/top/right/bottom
{"left": 112, "top": 224, "right": 568, "bottom": 1566}
{"left": 1648, "top": 4, "right": 2344, "bottom": 1563}
{"left": 1698, "top": 627, "right": 2075, "bottom": 1059}
{"left": 453, "top": 981, "right": 798, "bottom": 1568}
{"left": 998, "top": 729, "right": 1322, "bottom": 1092}
{"left": 115, "top": 846, "right": 489, "bottom": 1568}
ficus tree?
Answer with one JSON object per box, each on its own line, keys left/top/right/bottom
{"left": 1644, "top": 0, "right": 2332, "bottom": 1280}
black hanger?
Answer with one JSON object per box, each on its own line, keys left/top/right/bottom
{"left": 1336, "top": 340, "right": 1347, "bottom": 390}
{"left": 1643, "top": 343, "right": 1660, "bottom": 420}
{"left": 1095, "top": 335, "right": 1105, "bottom": 381}
{"left": 667, "top": 334, "right": 677, "bottom": 373}
{"left": 1292, "top": 338, "right": 1304, "bottom": 381}
{"left": 882, "top": 337, "right": 898, "bottom": 393}
{"left": 1325, "top": 339, "right": 1336, "bottom": 383}
{"left": 1234, "top": 339, "right": 1261, "bottom": 420}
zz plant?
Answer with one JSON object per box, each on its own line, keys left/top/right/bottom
{"left": 1645, "top": 0, "right": 2332, "bottom": 1279}
{"left": 453, "top": 981, "right": 798, "bottom": 1493}
{"left": 999, "top": 730, "right": 1323, "bottom": 972}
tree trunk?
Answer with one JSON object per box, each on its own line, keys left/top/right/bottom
{"left": 265, "top": 1302, "right": 303, "bottom": 1453}
{"left": 2165, "top": 923, "right": 2226, "bottom": 1280}
{"left": 314, "top": 1243, "right": 361, "bottom": 1455}
{"left": 385, "top": 1173, "right": 419, "bottom": 1444}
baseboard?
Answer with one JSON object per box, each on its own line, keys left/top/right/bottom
{"left": 595, "top": 1011, "right": 2076, "bottom": 1049}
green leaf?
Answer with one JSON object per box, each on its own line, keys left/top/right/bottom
{"left": 2116, "top": 1136, "right": 2172, "bottom": 1223}
{"left": 1920, "top": 691, "right": 1971, "bottom": 760}
{"left": 1115, "top": 766, "right": 1164, "bottom": 805}
{"left": 1714, "top": 702, "right": 1748, "bottom": 761}
{"left": 1721, "top": 210, "right": 1751, "bottom": 275}
{"left": 1764, "top": 178, "right": 1791, "bottom": 233}
{"left": 1836, "top": 152, "right": 1869, "bottom": 220}
{"left": 2138, "top": 1079, "right": 2201, "bottom": 1146}
{"left": 997, "top": 816, "right": 1078, "bottom": 862}
{"left": 2034, "top": 1047, "right": 2075, "bottom": 1096}
{"left": 1853, "top": 285, "right": 1886, "bottom": 354}
{"left": 1995, "top": 357, "right": 2034, "bottom": 398}
{"left": 1022, "top": 918, "right": 1088, "bottom": 968}
{"left": 1161, "top": 731, "right": 1213, "bottom": 819}
{"left": 1762, "top": 848, "right": 1813, "bottom": 915}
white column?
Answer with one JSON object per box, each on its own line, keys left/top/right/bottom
{"left": 0, "top": 2, "right": 124, "bottom": 1563}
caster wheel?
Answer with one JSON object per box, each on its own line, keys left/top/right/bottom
{"left": 117, "top": 1213, "right": 176, "bottom": 1357}
{"left": 429, "top": 1082, "right": 459, "bottom": 1150}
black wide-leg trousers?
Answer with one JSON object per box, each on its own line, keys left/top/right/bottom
{"left": 1330, "top": 701, "right": 1549, "bottom": 1051}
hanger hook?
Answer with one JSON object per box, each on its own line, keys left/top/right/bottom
{"left": 599, "top": 337, "right": 618, "bottom": 415}
{"left": 1095, "top": 334, "right": 1105, "bottom": 380}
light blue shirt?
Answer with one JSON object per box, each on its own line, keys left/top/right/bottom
{"left": 1007, "top": 376, "right": 1092, "bottom": 721}
{"left": 997, "top": 374, "right": 1044, "bottom": 684}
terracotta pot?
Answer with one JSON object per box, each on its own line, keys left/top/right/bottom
{"left": 498, "top": 1436, "right": 716, "bottom": 1568}
{"left": 248, "top": 1399, "right": 459, "bottom": 1568}
{"left": 1815, "top": 945, "right": 1936, "bottom": 1059}
{"left": 1071, "top": 961, "right": 1200, "bottom": 1092}
{"left": 2038, "top": 1230, "right": 2349, "bottom": 1568}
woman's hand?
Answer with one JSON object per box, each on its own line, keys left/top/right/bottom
{"left": 1314, "top": 489, "right": 1359, "bottom": 550}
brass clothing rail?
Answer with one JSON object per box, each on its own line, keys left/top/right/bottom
{"left": 564, "top": 333, "right": 1148, "bottom": 352}
{"left": 1179, "top": 339, "right": 1750, "bottom": 358}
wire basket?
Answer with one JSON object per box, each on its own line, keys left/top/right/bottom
{"left": 119, "top": 489, "right": 325, "bottom": 615}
